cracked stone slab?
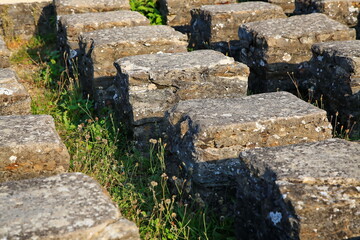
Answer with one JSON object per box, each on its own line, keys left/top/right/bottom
{"left": 165, "top": 91, "right": 332, "bottom": 205}
{"left": 238, "top": 13, "right": 355, "bottom": 93}
{"left": 57, "top": 10, "right": 150, "bottom": 53}
{"left": 190, "top": 2, "right": 286, "bottom": 54}
{"left": 0, "top": 115, "right": 70, "bottom": 182}
{"left": 0, "top": 68, "right": 31, "bottom": 115}
{"left": 158, "top": 0, "right": 237, "bottom": 27}
{"left": 113, "top": 50, "right": 249, "bottom": 148}
{"left": 301, "top": 40, "right": 360, "bottom": 138}
{"left": 78, "top": 25, "right": 187, "bottom": 105}
{"left": 0, "top": 172, "right": 140, "bottom": 240}
{"left": 0, "top": 36, "right": 10, "bottom": 68}
{"left": 235, "top": 138, "right": 360, "bottom": 240}
{"left": 54, "top": 0, "right": 130, "bottom": 15}
{"left": 0, "top": 0, "right": 53, "bottom": 40}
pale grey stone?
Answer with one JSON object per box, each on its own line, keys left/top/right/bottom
{"left": 0, "top": 115, "right": 70, "bottom": 182}
{"left": 54, "top": 0, "right": 130, "bottom": 15}
{"left": 0, "top": 68, "right": 31, "bottom": 115}
{"left": 166, "top": 91, "right": 332, "bottom": 206}
{"left": 236, "top": 138, "right": 360, "bottom": 240}
{"left": 0, "top": 172, "right": 140, "bottom": 240}
{"left": 0, "top": 36, "right": 10, "bottom": 68}
{"left": 190, "top": 2, "right": 286, "bottom": 55}
{"left": 78, "top": 25, "right": 188, "bottom": 107}
{"left": 238, "top": 13, "right": 356, "bottom": 93}
{"left": 113, "top": 50, "right": 249, "bottom": 148}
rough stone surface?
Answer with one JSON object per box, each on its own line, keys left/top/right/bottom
{"left": 166, "top": 91, "right": 332, "bottom": 205}
{"left": 295, "top": 0, "right": 360, "bottom": 27}
{"left": 238, "top": 13, "right": 356, "bottom": 93}
{"left": 54, "top": 0, "right": 130, "bottom": 15}
{"left": 0, "top": 36, "right": 10, "bottom": 68}
{"left": 113, "top": 50, "right": 249, "bottom": 148}
{"left": 0, "top": 0, "right": 54, "bottom": 40}
{"left": 57, "top": 10, "right": 149, "bottom": 53}
{"left": 190, "top": 2, "right": 286, "bottom": 55}
{"left": 78, "top": 25, "right": 188, "bottom": 105}
{"left": 0, "top": 68, "right": 31, "bottom": 115}
{"left": 158, "top": 0, "right": 237, "bottom": 28}
{"left": 0, "top": 172, "right": 140, "bottom": 239}
{"left": 299, "top": 40, "right": 360, "bottom": 138}
{"left": 235, "top": 138, "right": 360, "bottom": 240}
{"left": 0, "top": 115, "right": 70, "bottom": 182}
{"left": 268, "top": 0, "right": 296, "bottom": 13}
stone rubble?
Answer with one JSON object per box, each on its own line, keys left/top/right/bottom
{"left": 0, "top": 68, "right": 31, "bottom": 115}
{"left": 0, "top": 35, "right": 10, "bottom": 68}
{"left": 54, "top": 0, "right": 130, "bottom": 15}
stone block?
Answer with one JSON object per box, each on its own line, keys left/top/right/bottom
{"left": 113, "top": 50, "right": 249, "bottom": 148}
{"left": 0, "top": 0, "right": 54, "bottom": 40}
{"left": 235, "top": 138, "right": 360, "bottom": 240}
{"left": 300, "top": 40, "right": 360, "bottom": 138}
{"left": 295, "top": 0, "right": 360, "bottom": 27}
{"left": 189, "top": 2, "right": 286, "bottom": 55}
{"left": 0, "top": 36, "right": 10, "bottom": 68}
{"left": 268, "top": 0, "right": 296, "bottom": 14}
{"left": 57, "top": 10, "right": 150, "bottom": 56}
{"left": 238, "top": 13, "right": 356, "bottom": 93}
{"left": 0, "top": 115, "right": 70, "bottom": 182}
{"left": 0, "top": 172, "right": 140, "bottom": 239}
{"left": 165, "top": 91, "right": 332, "bottom": 205}
{"left": 158, "top": 0, "right": 237, "bottom": 28}
{"left": 0, "top": 68, "right": 31, "bottom": 115}
{"left": 78, "top": 25, "right": 187, "bottom": 105}
{"left": 54, "top": 0, "right": 130, "bottom": 15}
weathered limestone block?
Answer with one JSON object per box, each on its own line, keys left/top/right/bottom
{"left": 0, "top": 0, "right": 54, "bottom": 40}
{"left": 0, "top": 36, "right": 10, "bottom": 68}
{"left": 57, "top": 10, "right": 150, "bottom": 55}
{"left": 238, "top": 13, "right": 355, "bottom": 93}
{"left": 78, "top": 25, "right": 187, "bottom": 105}
{"left": 190, "top": 2, "right": 286, "bottom": 55}
{"left": 268, "top": 0, "right": 296, "bottom": 14}
{"left": 54, "top": 0, "right": 130, "bottom": 15}
{"left": 0, "top": 68, "right": 31, "bottom": 115}
{"left": 301, "top": 40, "right": 360, "bottom": 138}
{"left": 0, "top": 115, "right": 70, "bottom": 182}
{"left": 113, "top": 50, "right": 249, "bottom": 148}
{"left": 166, "top": 91, "right": 332, "bottom": 205}
{"left": 158, "top": 0, "right": 237, "bottom": 28}
{"left": 0, "top": 172, "right": 140, "bottom": 239}
{"left": 295, "top": 0, "right": 360, "bottom": 27}
{"left": 235, "top": 138, "right": 360, "bottom": 240}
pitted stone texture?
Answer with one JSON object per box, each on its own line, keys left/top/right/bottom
{"left": 0, "top": 115, "right": 70, "bottom": 182}
{"left": 57, "top": 10, "right": 150, "bottom": 52}
{"left": 166, "top": 91, "right": 332, "bottom": 204}
{"left": 268, "top": 0, "right": 296, "bottom": 13}
{"left": 78, "top": 25, "right": 188, "bottom": 104}
{"left": 0, "top": 0, "right": 53, "bottom": 40}
{"left": 0, "top": 68, "right": 31, "bottom": 115}
{"left": 300, "top": 40, "right": 360, "bottom": 138}
{"left": 113, "top": 50, "right": 249, "bottom": 148}
{"left": 54, "top": 0, "right": 130, "bottom": 15}
{"left": 295, "top": 0, "right": 360, "bottom": 27}
{"left": 0, "top": 36, "right": 10, "bottom": 68}
{"left": 0, "top": 172, "right": 140, "bottom": 239}
{"left": 158, "top": 0, "right": 237, "bottom": 27}
{"left": 235, "top": 138, "right": 360, "bottom": 240}
{"left": 190, "top": 2, "right": 286, "bottom": 55}
{"left": 238, "top": 13, "right": 355, "bottom": 93}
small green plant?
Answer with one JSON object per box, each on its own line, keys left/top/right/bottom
{"left": 130, "top": 0, "right": 165, "bottom": 25}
